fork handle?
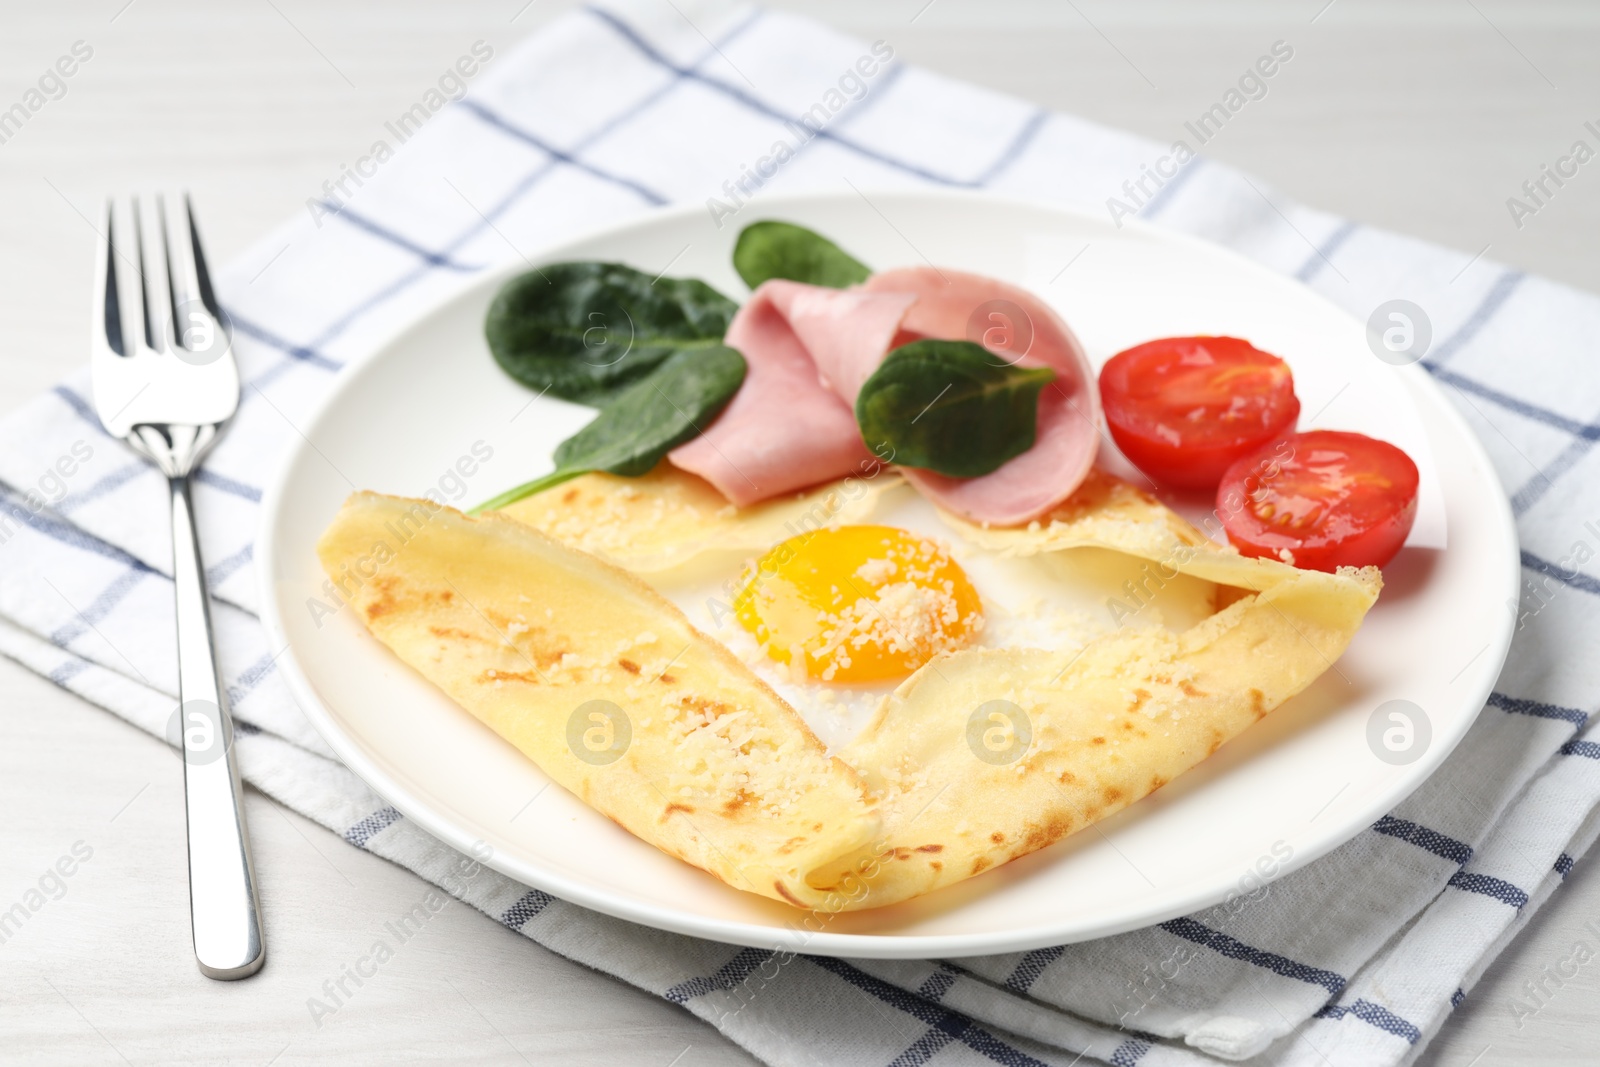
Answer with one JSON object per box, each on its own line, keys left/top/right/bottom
{"left": 169, "top": 474, "right": 266, "bottom": 980}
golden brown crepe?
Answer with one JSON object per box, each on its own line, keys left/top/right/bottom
{"left": 318, "top": 492, "right": 879, "bottom": 909}
{"left": 837, "top": 517, "right": 1380, "bottom": 902}
{"left": 495, "top": 464, "right": 899, "bottom": 572}
{"left": 319, "top": 472, "right": 1380, "bottom": 912}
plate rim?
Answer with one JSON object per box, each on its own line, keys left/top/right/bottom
{"left": 257, "top": 187, "right": 1519, "bottom": 958}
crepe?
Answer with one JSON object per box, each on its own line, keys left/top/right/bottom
{"left": 495, "top": 463, "right": 899, "bottom": 572}
{"left": 318, "top": 492, "right": 881, "bottom": 909}
{"left": 319, "top": 476, "right": 1380, "bottom": 912}
{"left": 834, "top": 480, "right": 1381, "bottom": 903}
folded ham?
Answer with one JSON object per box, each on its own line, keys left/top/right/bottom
{"left": 862, "top": 268, "right": 1101, "bottom": 525}
{"left": 666, "top": 282, "right": 906, "bottom": 506}
{"left": 668, "top": 268, "right": 1100, "bottom": 525}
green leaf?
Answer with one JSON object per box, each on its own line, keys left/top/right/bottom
{"left": 485, "top": 262, "right": 739, "bottom": 405}
{"left": 854, "top": 340, "right": 1055, "bottom": 479}
{"left": 732, "top": 221, "right": 872, "bottom": 290}
{"left": 471, "top": 345, "right": 747, "bottom": 513}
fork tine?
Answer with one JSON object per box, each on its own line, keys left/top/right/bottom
{"left": 162, "top": 193, "right": 230, "bottom": 364}
{"left": 111, "top": 195, "right": 150, "bottom": 355}
{"left": 162, "top": 192, "right": 204, "bottom": 347}
{"left": 183, "top": 195, "right": 221, "bottom": 321}
{"left": 96, "top": 200, "right": 126, "bottom": 357}
{"left": 136, "top": 194, "right": 176, "bottom": 353}
{"left": 110, "top": 196, "right": 151, "bottom": 356}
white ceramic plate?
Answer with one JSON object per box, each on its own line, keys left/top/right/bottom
{"left": 258, "top": 190, "right": 1517, "bottom": 958}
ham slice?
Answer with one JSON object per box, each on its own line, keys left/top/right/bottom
{"left": 770, "top": 282, "right": 917, "bottom": 399}
{"left": 667, "top": 281, "right": 909, "bottom": 506}
{"left": 671, "top": 269, "right": 1099, "bottom": 525}
{"left": 861, "top": 268, "right": 1101, "bottom": 526}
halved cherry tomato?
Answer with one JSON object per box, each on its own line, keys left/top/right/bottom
{"left": 1219, "top": 430, "right": 1419, "bottom": 572}
{"left": 1099, "top": 336, "right": 1300, "bottom": 488}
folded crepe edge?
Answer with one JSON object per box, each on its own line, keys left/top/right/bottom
{"left": 316, "top": 491, "right": 883, "bottom": 910}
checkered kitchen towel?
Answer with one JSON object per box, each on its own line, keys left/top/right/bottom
{"left": 4, "top": 2, "right": 1599, "bottom": 1064}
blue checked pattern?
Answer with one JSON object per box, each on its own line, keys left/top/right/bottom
{"left": 3, "top": 3, "right": 1600, "bottom": 1064}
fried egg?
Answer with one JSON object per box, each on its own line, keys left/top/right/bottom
{"left": 734, "top": 524, "right": 984, "bottom": 683}
{"left": 506, "top": 465, "right": 1223, "bottom": 748}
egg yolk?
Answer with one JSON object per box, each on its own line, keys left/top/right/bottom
{"left": 734, "top": 524, "right": 983, "bottom": 683}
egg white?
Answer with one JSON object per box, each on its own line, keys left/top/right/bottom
{"left": 639, "top": 481, "right": 1219, "bottom": 750}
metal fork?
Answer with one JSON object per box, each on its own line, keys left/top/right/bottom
{"left": 91, "top": 194, "right": 265, "bottom": 980}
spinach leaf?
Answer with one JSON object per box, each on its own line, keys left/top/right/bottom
{"left": 471, "top": 345, "right": 747, "bottom": 513}
{"left": 732, "top": 221, "right": 872, "bottom": 290}
{"left": 854, "top": 340, "right": 1055, "bottom": 479}
{"left": 485, "top": 262, "right": 739, "bottom": 405}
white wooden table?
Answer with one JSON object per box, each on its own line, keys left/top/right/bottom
{"left": 3, "top": 2, "right": 1598, "bottom": 1063}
